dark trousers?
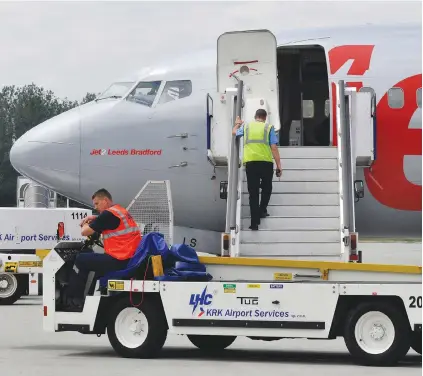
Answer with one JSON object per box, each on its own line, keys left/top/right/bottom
{"left": 66, "top": 250, "right": 129, "bottom": 299}
{"left": 245, "top": 161, "right": 274, "bottom": 226}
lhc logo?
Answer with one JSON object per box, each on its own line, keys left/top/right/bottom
{"left": 189, "top": 286, "right": 213, "bottom": 317}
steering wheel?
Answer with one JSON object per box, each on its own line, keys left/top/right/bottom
{"left": 85, "top": 232, "right": 104, "bottom": 249}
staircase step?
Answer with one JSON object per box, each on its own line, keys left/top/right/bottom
{"left": 241, "top": 217, "right": 340, "bottom": 231}
{"left": 241, "top": 229, "right": 340, "bottom": 243}
{"left": 277, "top": 146, "right": 338, "bottom": 159}
{"left": 243, "top": 193, "right": 339, "bottom": 206}
{"left": 274, "top": 158, "right": 338, "bottom": 170}
{"left": 243, "top": 169, "right": 339, "bottom": 182}
{"left": 241, "top": 205, "right": 340, "bottom": 218}
{"left": 239, "top": 242, "right": 341, "bottom": 256}
{"left": 242, "top": 181, "right": 339, "bottom": 194}
{"left": 236, "top": 147, "right": 342, "bottom": 257}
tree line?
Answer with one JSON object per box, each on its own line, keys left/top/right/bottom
{"left": 0, "top": 84, "right": 98, "bottom": 208}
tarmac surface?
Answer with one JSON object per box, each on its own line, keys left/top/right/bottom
{"left": 0, "top": 242, "right": 421, "bottom": 375}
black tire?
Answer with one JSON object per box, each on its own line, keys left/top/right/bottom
{"left": 0, "top": 273, "right": 24, "bottom": 305}
{"left": 344, "top": 301, "right": 411, "bottom": 366}
{"left": 107, "top": 296, "right": 168, "bottom": 358}
{"left": 187, "top": 334, "right": 236, "bottom": 352}
{"left": 411, "top": 331, "right": 422, "bottom": 354}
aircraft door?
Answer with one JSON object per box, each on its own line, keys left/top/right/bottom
{"left": 335, "top": 81, "right": 356, "bottom": 233}
{"left": 335, "top": 81, "right": 377, "bottom": 235}
{"left": 348, "top": 88, "right": 376, "bottom": 170}
{"left": 217, "top": 30, "right": 280, "bottom": 131}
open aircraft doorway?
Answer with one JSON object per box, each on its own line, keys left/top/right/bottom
{"left": 277, "top": 45, "right": 330, "bottom": 147}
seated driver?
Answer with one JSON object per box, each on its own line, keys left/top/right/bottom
{"left": 62, "top": 188, "right": 142, "bottom": 311}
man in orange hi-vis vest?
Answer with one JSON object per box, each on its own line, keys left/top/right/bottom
{"left": 62, "top": 188, "right": 142, "bottom": 311}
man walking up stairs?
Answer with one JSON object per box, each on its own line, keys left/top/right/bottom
{"left": 232, "top": 109, "right": 282, "bottom": 231}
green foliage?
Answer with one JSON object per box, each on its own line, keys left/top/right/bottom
{"left": 81, "top": 92, "right": 97, "bottom": 104}
{"left": 0, "top": 83, "right": 97, "bottom": 207}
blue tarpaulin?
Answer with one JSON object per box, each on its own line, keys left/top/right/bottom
{"left": 99, "top": 232, "right": 212, "bottom": 287}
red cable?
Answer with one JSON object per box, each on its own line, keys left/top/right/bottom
{"left": 129, "top": 256, "right": 151, "bottom": 308}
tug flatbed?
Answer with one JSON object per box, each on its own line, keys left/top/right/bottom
{"left": 42, "top": 244, "right": 421, "bottom": 367}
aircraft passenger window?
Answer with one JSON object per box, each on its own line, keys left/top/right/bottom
{"left": 387, "top": 87, "right": 404, "bottom": 109}
{"left": 302, "top": 100, "right": 314, "bottom": 118}
{"left": 158, "top": 80, "right": 192, "bottom": 105}
{"left": 417, "top": 88, "right": 422, "bottom": 108}
{"left": 324, "top": 99, "right": 330, "bottom": 117}
{"left": 126, "top": 81, "right": 162, "bottom": 107}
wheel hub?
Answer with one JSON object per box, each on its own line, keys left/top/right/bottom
{"left": 0, "top": 279, "right": 8, "bottom": 289}
{"left": 129, "top": 319, "right": 145, "bottom": 336}
{"left": 115, "top": 307, "right": 149, "bottom": 348}
{"left": 369, "top": 323, "right": 386, "bottom": 341}
{"left": 355, "top": 311, "right": 395, "bottom": 355}
{"left": 0, "top": 274, "right": 18, "bottom": 298}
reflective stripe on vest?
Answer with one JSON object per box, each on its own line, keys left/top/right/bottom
{"left": 102, "top": 206, "right": 139, "bottom": 240}
{"left": 102, "top": 204, "right": 141, "bottom": 260}
{"left": 245, "top": 122, "right": 270, "bottom": 144}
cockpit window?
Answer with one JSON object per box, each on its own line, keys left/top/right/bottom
{"left": 97, "top": 82, "right": 135, "bottom": 100}
{"left": 126, "top": 81, "right": 162, "bottom": 107}
{"left": 158, "top": 80, "right": 192, "bottom": 105}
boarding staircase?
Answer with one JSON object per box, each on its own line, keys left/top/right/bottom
{"left": 206, "top": 29, "right": 375, "bottom": 262}
{"left": 239, "top": 146, "right": 343, "bottom": 259}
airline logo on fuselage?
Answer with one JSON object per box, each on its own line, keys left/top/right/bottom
{"left": 328, "top": 44, "right": 422, "bottom": 212}
{"left": 90, "top": 148, "right": 162, "bottom": 156}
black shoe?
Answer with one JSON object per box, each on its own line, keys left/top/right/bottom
{"left": 249, "top": 224, "right": 259, "bottom": 231}
{"left": 260, "top": 210, "right": 269, "bottom": 219}
{"left": 64, "top": 303, "right": 83, "bottom": 312}
{"left": 62, "top": 297, "right": 84, "bottom": 312}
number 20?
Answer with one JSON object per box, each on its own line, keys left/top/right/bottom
{"left": 409, "top": 296, "right": 422, "bottom": 308}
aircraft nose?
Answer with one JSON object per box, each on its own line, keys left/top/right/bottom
{"left": 10, "top": 106, "right": 81, "bottom": 197}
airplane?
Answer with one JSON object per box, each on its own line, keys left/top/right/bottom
{"left": 9, "top": 23, "right": 422, "bottom": 254}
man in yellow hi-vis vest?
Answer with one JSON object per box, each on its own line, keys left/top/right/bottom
{"left": 232, "top": 109, "right": 282, "bottom": 230}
